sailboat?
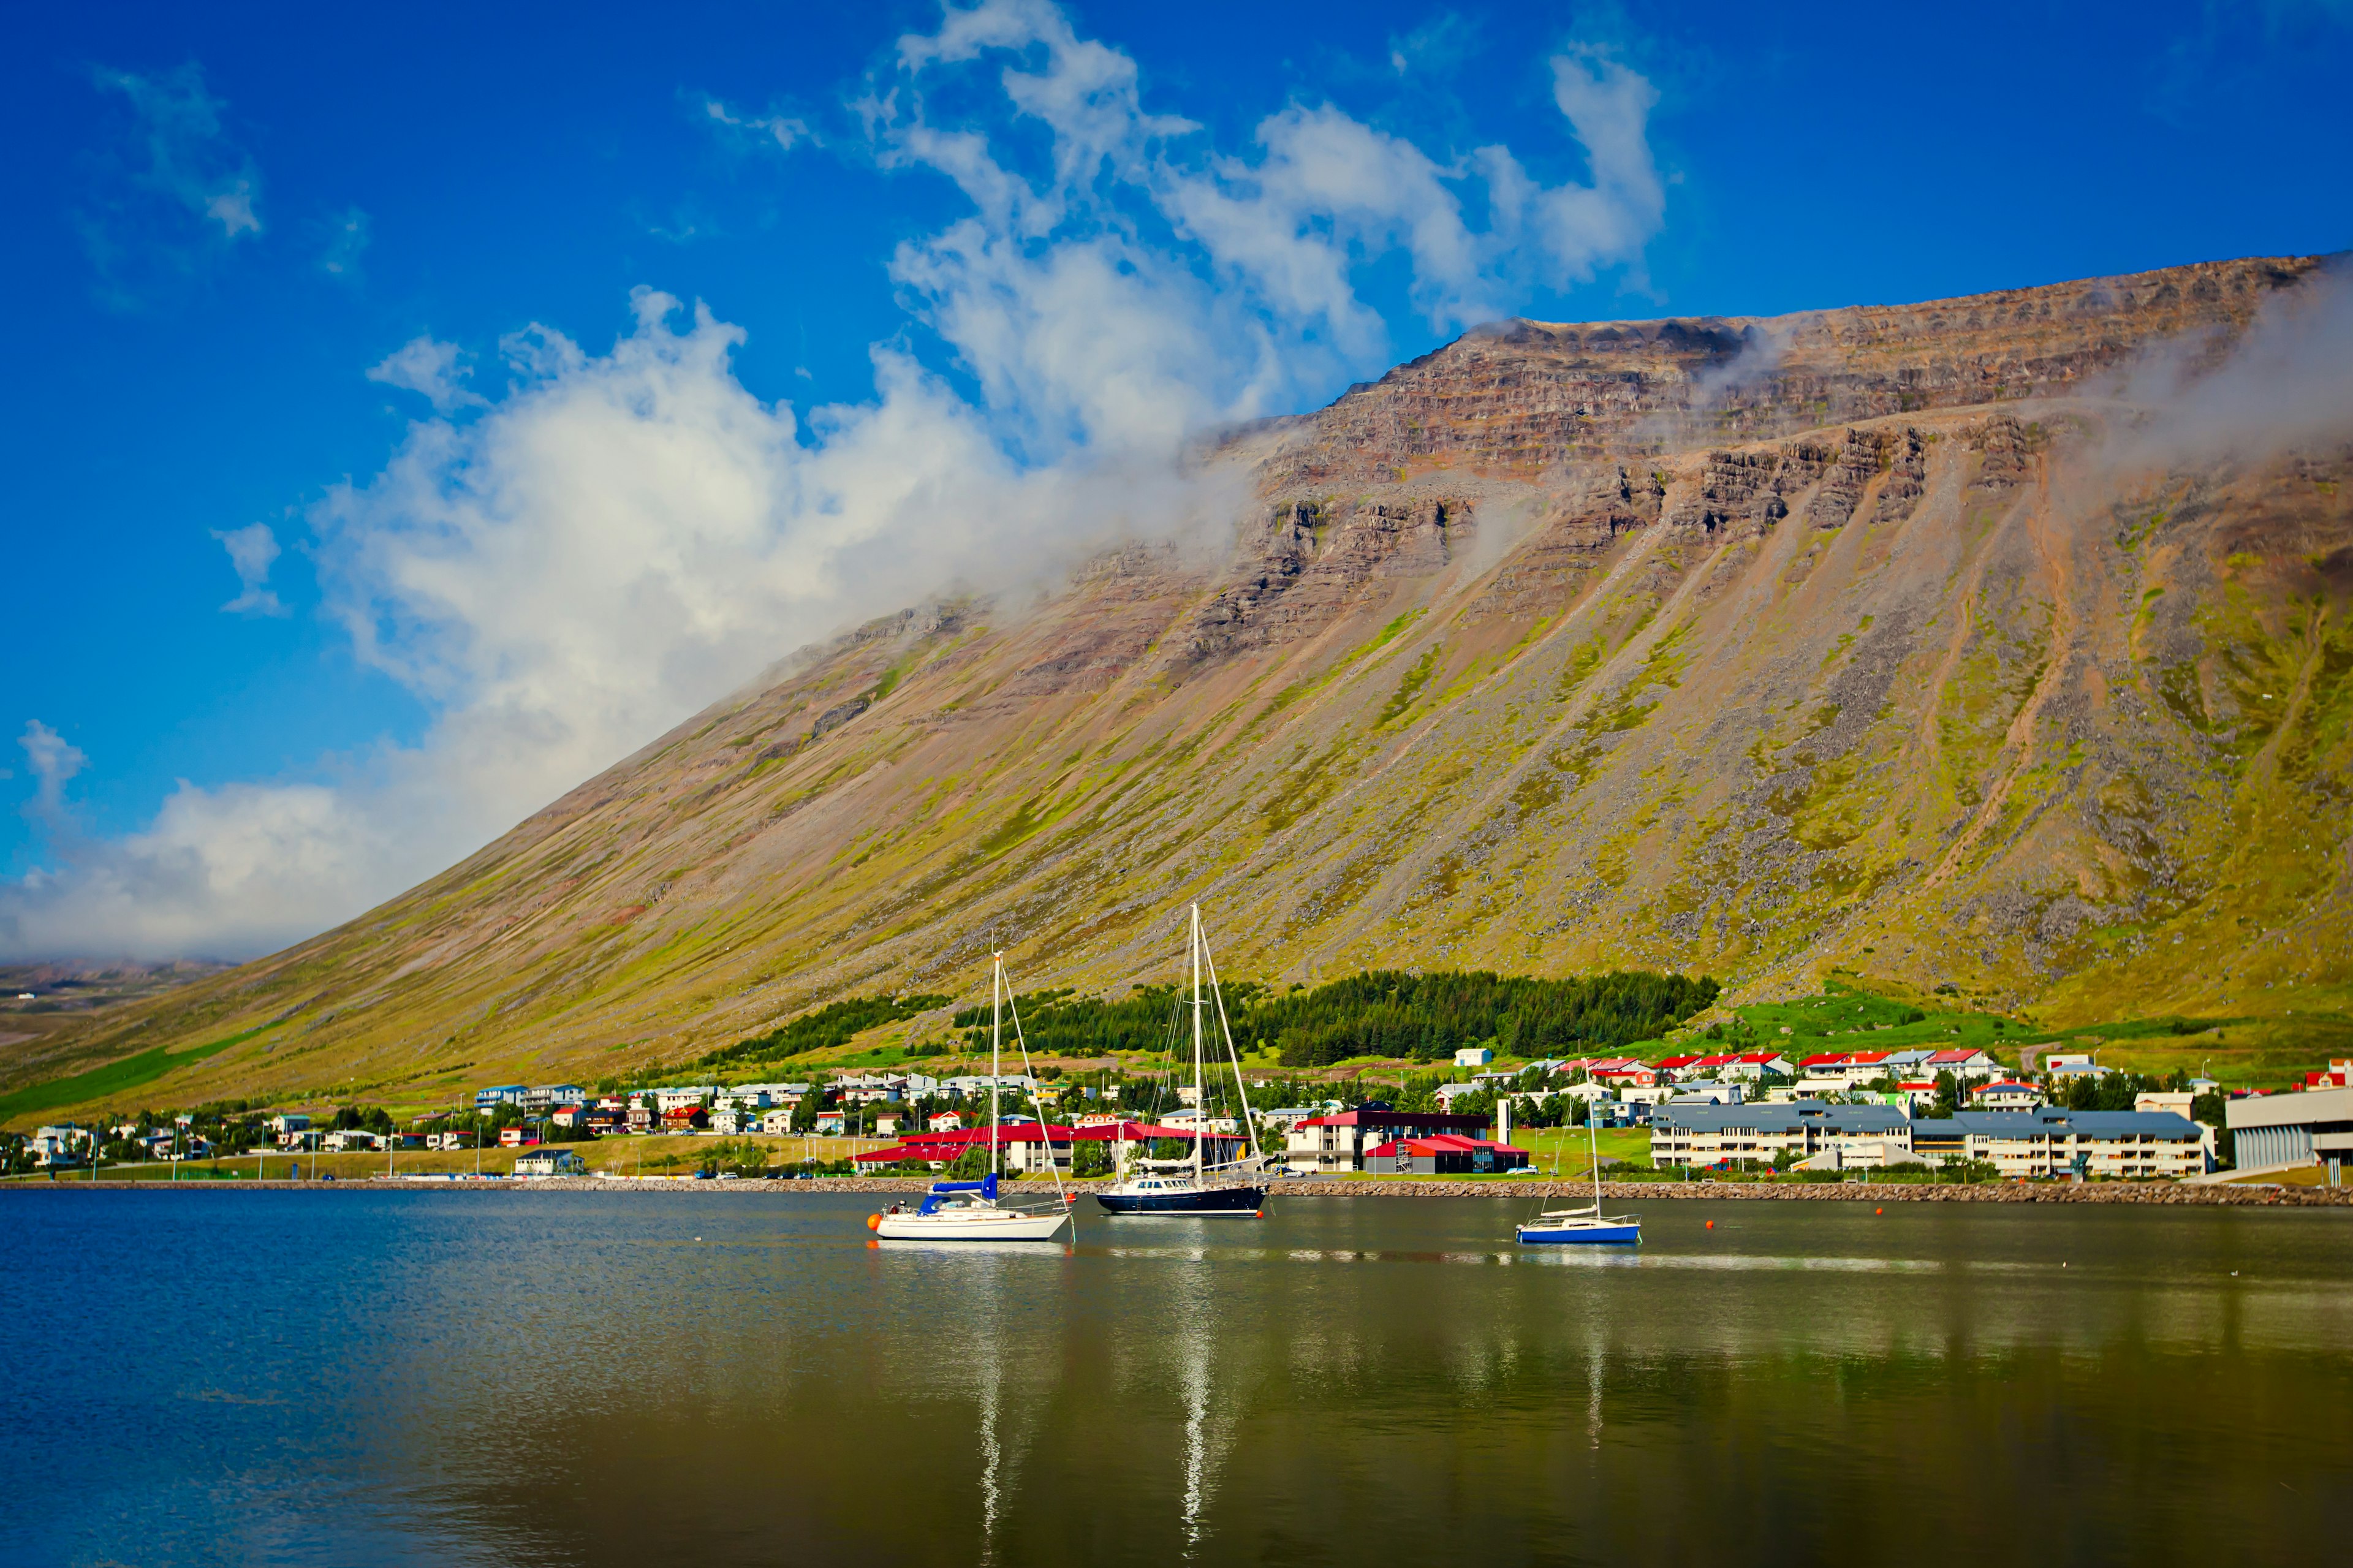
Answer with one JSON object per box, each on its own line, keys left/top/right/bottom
{"left": 1094, "top": 904, "right": 1268, "bottom": 1218}
{"left": 1516, "top": 1109, "right": 1641, "bottom": 1244}
{"left": 873, "top": 953, "right": 1072, "bottom": 1243}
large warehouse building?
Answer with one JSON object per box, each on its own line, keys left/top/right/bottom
{"left": 2227, "top": 1085, "right": 2353, "bottom": 1183}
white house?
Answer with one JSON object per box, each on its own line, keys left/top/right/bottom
{"left": 928, "top": 1110, "right": 966, "bottom": 1134}
{"left": 29, "top": 1125, "right": 84, "bottom": 1167}
{"left": 760, "top": 1108, "right": 798, "bottom": 1136}
{"left": 1453, "top": 1046, "right": 1494, "bottom": 1067}
{"left": 323, "top": 1129, "right": 384, "bottom": 1153}
{"left": 513, "top": 1148, "right": 587, "bottom": 1177}
{"left": 656, "top": 1086, "right": 716, "bottom": 1113}
{"left": 1977, "top": 1080, "right": 2044, "bottom": 1110}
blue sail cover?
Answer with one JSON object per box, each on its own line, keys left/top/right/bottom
{"left": 925, "top": 1173, "right": 997, "bottom": 1201}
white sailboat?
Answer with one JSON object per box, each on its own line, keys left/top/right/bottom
{"left": 873, "top": 953, "right": 1072, "bottom": 1243}
{"left": 1516, "top": 1109, "right": 1641, "bottom": 1245}
{"left": 1094, "top": 904, "right": 1268, "bottom": 1218}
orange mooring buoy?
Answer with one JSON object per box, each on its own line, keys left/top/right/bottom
{"left": 868, "top": 1212, "right": 883, "bottom": 1232}
{"left": 1705, "top": 1219, "right": 1714, "bottom": 1230}
{"left": 1875, "top": 1207, "right": 1884, "bottom": 1215}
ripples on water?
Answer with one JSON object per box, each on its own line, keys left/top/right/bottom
{"left": 2, "top": 1191, "right": 2347, "bottom": 1566}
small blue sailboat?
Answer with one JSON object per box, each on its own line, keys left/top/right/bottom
{"left": 1517, "top": 1110, "right": 1641, "bottom": 1245}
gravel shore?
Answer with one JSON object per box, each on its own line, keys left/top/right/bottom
{"left": 8, "top": 1176, "right": 2347, "bottom": 1206}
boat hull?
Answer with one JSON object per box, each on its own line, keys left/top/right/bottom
{"left": 874, "top": 1208, "right": 1070, "bottom": 1241}
{"left": 1517, "top": 1222, "right": 1642, "bottom": 1245}
{"left": 1094, "top": 1184, "right": 1265, "bottom": 1216}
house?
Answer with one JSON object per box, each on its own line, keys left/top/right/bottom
{"left": 710, "top": 1108, "right": 747, "bottom": 1135}
{"left": 1977, "top": 1080, "right": 2044, "bottom": 1110}
{"left": 661, "top": 1107, "right": 708, "bottom": 1134}
{"left": 1722, "top": 1051, "right": 1794, "bottom": 1080}
{"left": 656, "top": 1086, "right": 716, "bottom": 1114}
{"left": 1588, "top": 1059, "right": 1661, "bottom": 1088}
{"left": 323, "top": 1129, "right": 384, "bottom": 1153}
{"left": 582, "top": 1108, "right": 626, "bottom": 1135}
{"left": 928, "top": 1110, "right": 966, "bottom": 1134}
{"left": 269, "top": 1113, "right": 313, "bottom": 1135}
{"left": 550, "top": 1104, "right": 588, "bottom": 1129}
{"left": 29, "top": 1125, "right": 84, "bottom": 1167}
{"left": 814, "top": 1110, "right": 846, "bottom": 1136}
{"left": 498, "top": 1126, "right": 542, "bottom": 1148}
{"left": 1668, "top": 1085, "right": 1744, "bottom": 1107}
{"left": 1656, "top": 1054, "right": 1706, "bottom": 1077}
{"left": 1363, "top": 1134, "right": 1531, "bottom": 1175}
{"left": 1924, "top": 1048, "right": 2000, "bottom": 1080}
{"left": 474, "top": 1085, "right": 528, "bottom": 1110}
{"left": 1649, "top": 1100, "right": 1914, "bottom": 1169}
{"left": 520, "top": 1084, "right": 584, "bottom": 1113}
{"left": 760, "top": 1108, "right": 797, "bottom": 1136}
{"left": 717, "top": 1088, "right": 774, "bottom": 1111}
{"left": 1453, "top": 1046, "right": 1494, "bottom": 1068}
{"left": 875, "top": 1112, "right": 903, "bottom": 1137}
{"left": 428, "top": 1131, "right": 474, "bottom": 1151}
{"left": 513, "top": 1147, "right": 587, "bottom": 1177}
{"left": 627, "top": 1102, "right": 656, "bottom": 1134}
{"left": 1910, "top": 1108, "right": 2205, "bottom": 1179}
{"left": 2045, "top": 1053, "right": 2105, "bottom": 1078}
{"left": 1434, "top": 1082, "right": 1485, "bottom": 1110}
{"left": 2298, "top": 1059, "right": 2353, "bottom": 1091}
{"left": 1285, "top": 1108, "right": 1491, "bottom": 1173}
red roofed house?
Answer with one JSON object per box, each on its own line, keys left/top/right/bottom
{"left": 1590, "top": 1060, "right": 1661, "bottom": 1088}
{"left": 1363, "top": 1134, "right": 1533, "bottom": 1176}
{"left": 1656, "top": 1055, "right": 1706, "bottom": 1075}
{"left": 1925, "top": 1047, "right": 2000, "bottom": 1079}
{"left": 1286, "top": 1108, "right": 1491, "bottom": 1173}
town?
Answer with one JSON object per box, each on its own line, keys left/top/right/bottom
{"left": 11, "top": 1046, "right": 2347, "bottom": 1191}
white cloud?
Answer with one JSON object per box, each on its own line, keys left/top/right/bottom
{"left": 211, "top": 522, "right": 287, "bottom": 617}
{"left": 703, "top": 96, "right": 812, "bottom": 153}
{"left": 3, "top": 0, "right": 1670, "bottom": 960}
{"left": 320, "top": 206, "right": 371, "bottom": 278}
{"left": 2105, "top": 264, "right": 2353, "bottom": 464}
{"left": 88, "top": 62, "right": 263, "bottom": 240}
{"left": 366, "top": 335, "right": 484, "bottom": 413}
{"left": 18, "top": 723, "right": 86, "bottom": 822}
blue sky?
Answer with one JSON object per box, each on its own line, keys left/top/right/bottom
{"left": 3, "top": 0, "right": 2347, "bottom": 960}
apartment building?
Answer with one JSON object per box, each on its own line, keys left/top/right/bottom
{"left": 1648, "top": 1100, "right": 1914, "bottom": 1168}
{"left": 1908, "top": 1109, "right": 2205, "bottom": 1178}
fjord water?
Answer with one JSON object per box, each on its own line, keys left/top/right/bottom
{"left": 4, "top": 1192, "right": 2347, "bottom": 1567}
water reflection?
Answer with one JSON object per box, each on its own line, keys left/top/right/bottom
{"left": 2, "top": 1193, "right": 2349, "bottom": 1567}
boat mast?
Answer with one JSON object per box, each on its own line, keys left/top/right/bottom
{"left": 1590, "top": 1108, "right": 1601, "bottom": 1213}
{"left": 991, "top": 954, "right": 1003, "bottom": 1180}
{"left": 1191, "top": 904, "right": 1204, "bottom": 1188}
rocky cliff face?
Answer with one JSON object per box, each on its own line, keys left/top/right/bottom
{"left": 37, "top": 254, "right": 2353, "bottom": 1108}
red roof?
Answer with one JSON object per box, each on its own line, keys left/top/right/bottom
{"left": 1365, "top": 1134, "right": 1531, "bottom": 1158}
{"left": 1735, "top": 1052, "right": 1786, "bottom": 1065}
{"left": 1845, "top": 1050, "right": 1892, "bottom": 1066}
{"left": 1657, "top": 1055, "right": 1705, "bottom": 1070}
{"left": 1926, "top": 1048, "right": 1984, "bottom": 1064}
{"left": 1800, "top": 1053, "right": 1850, "bottom": 1068}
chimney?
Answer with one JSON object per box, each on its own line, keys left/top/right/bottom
{"left": 1495, "top": 1098, "right": 1512, "bottom": 1148}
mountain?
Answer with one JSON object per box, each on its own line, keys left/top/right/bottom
{"left": 11, "top": 254, "right": 2351, "bottom": 1118}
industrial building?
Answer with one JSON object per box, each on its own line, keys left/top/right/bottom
{"left": 2227, "top": 1085, "right": 2353, "bottom": 1183}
